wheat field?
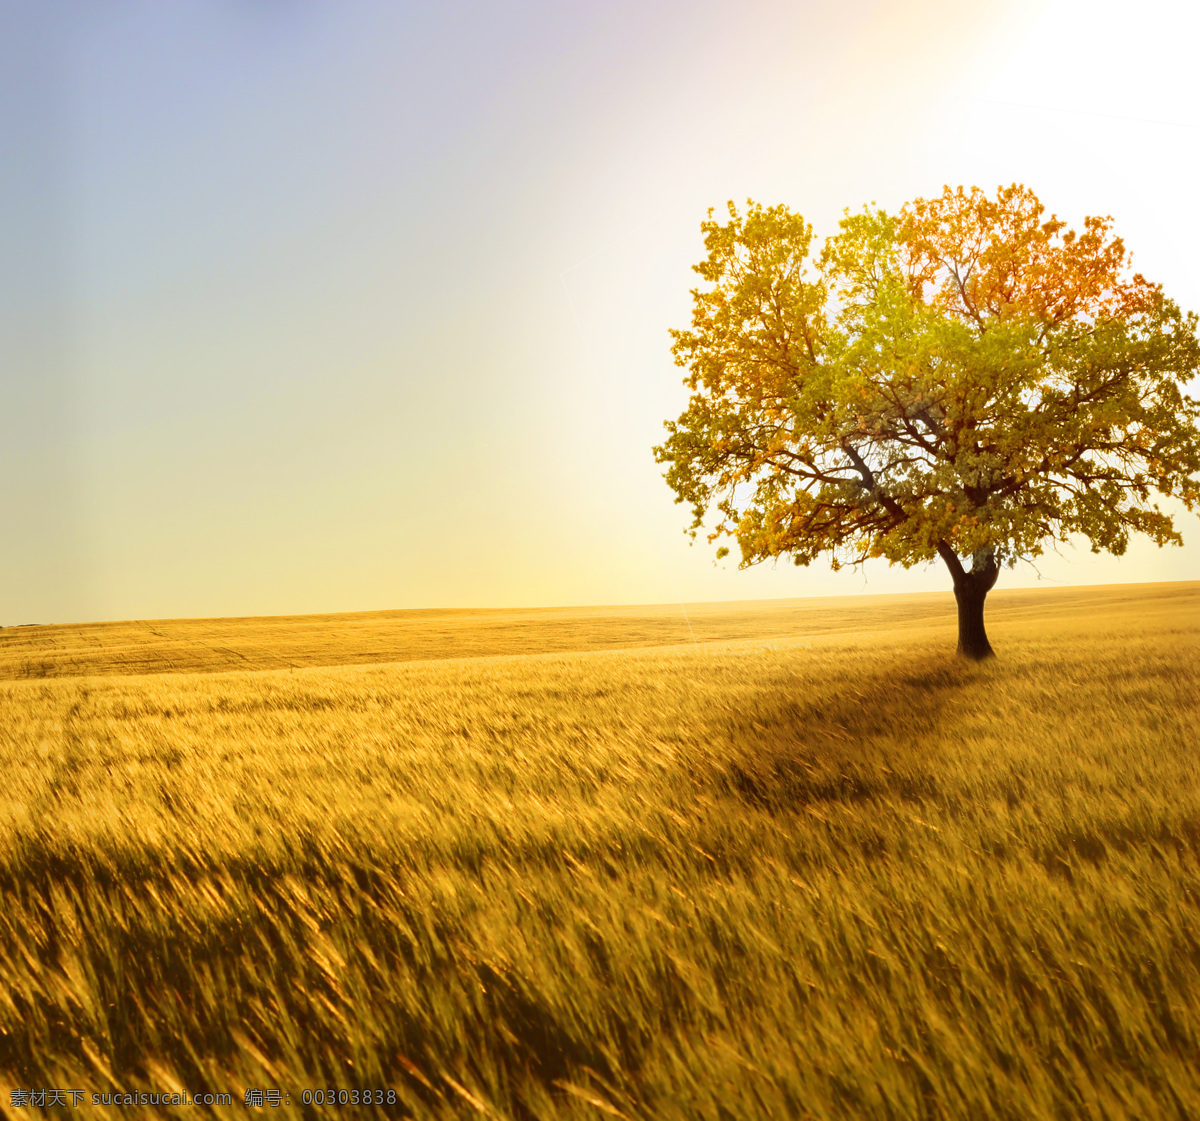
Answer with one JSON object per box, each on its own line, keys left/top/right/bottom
{"left": 0, "top": 582, "right": 1197, "bottom": 1119}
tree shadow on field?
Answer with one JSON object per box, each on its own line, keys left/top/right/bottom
{"left": 705, "top": 655, "right": 975, "bottom": 815}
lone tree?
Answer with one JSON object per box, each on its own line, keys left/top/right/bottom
{"left": 655, "top": 185, "right": 1200, "bottom": 659}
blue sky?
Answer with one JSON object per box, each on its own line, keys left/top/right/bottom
{"left": 1, "top": 0, "right": 1196, "bottom": 624}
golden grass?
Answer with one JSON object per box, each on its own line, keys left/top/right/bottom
{"left": 0, "top": 583, "right": 1197, "bottom": 1119}
{"left": 2, "top": 581, "right": 1190, "bottom": 680}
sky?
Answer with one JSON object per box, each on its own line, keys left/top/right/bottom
{"left": 1, "top": 0, "right": 1197, "bottom": 625}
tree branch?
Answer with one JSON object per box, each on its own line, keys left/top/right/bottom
{"left": 839, "top": 439, "right": 908, "bottom": 524}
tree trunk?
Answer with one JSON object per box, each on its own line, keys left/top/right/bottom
{"left": 937, "top": 544, "right": 999, "bottom": 661}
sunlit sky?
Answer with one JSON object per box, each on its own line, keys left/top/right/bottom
{"left": 1, "top": 0, "right": 1197, "bottom": 625}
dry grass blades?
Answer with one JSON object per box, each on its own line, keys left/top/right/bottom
{"left": 0, "top": 583, "right": 1196, "bottom": 1119}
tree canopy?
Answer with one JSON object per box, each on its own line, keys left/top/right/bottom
{"left": 654, "top": 184, "right": 1200, "bottom": 658}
